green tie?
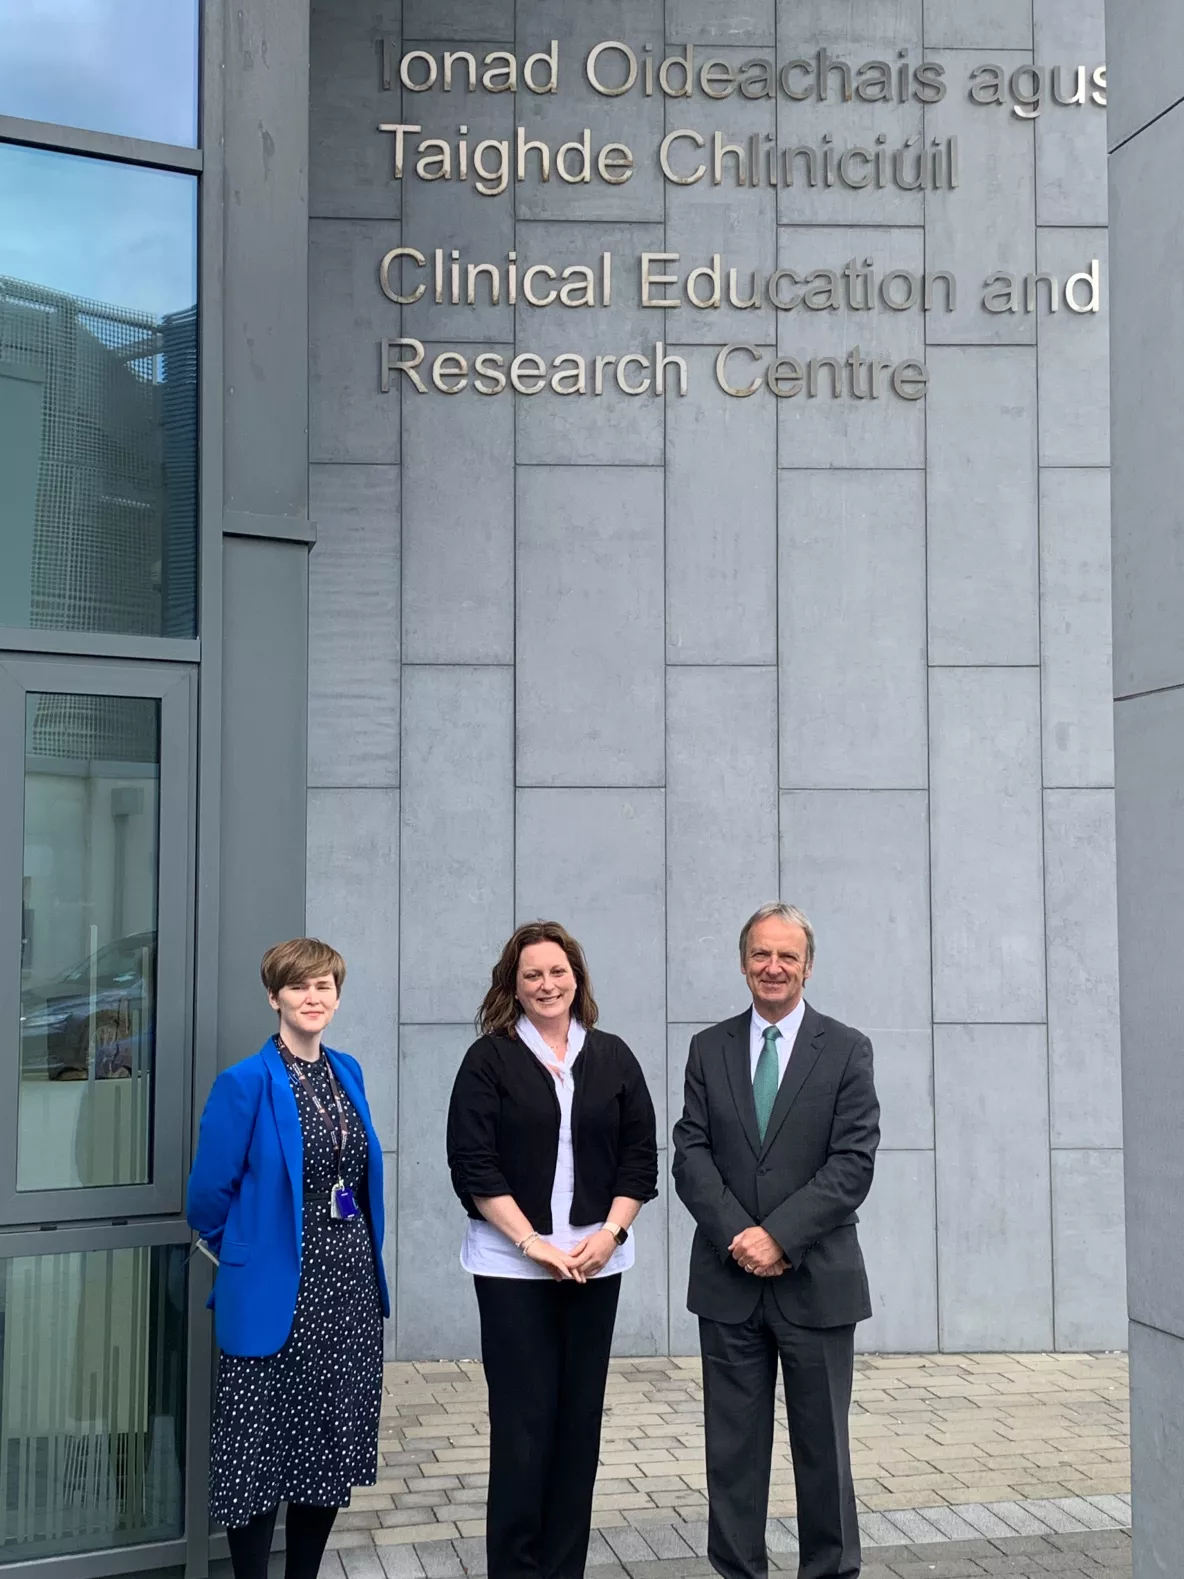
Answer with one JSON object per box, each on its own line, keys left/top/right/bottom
{"left": 753, "top": 1026, "right": 781, "bottom": 1141}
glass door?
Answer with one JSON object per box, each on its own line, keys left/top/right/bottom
{"left": 0, "top": 657, "right": 194, "bottom": 1225}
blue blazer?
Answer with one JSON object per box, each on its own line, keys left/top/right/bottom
{"left": 186, "top": 1039, "right": 390, "bottom": 1357}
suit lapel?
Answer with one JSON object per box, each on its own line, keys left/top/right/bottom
{"left": 759, "top": 1002, "right": 824, "bottom": 1158}
{"left": 720, "top": 1011, "right": 762, "bottom": 1157}
{"left": 262, "top": 1041, "right": 305, "bottom": 1235}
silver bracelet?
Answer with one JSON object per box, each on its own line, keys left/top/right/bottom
{"left": 517, "top": 1230, "right": 541, "bottom": 1256}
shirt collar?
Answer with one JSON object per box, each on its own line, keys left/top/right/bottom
{"left": 751, "top": 998, "right": 806, "bottom": 1044}
{"left": 516, "top": 1015, "right": 586, "bottom": 1067}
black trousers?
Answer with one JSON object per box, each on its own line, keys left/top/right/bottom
{"left": 475, "top": 1273, "right": 621, "bottom": 1579}
{"left": 700, "top": 1289, "right": 860, "bottom": 1579}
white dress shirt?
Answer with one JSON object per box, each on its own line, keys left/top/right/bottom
{"left": 749, "top": 998, "right": 807, "bottom": 1089}
{"left": 460, "top": 1016, "right": 635, "bottom": 1280}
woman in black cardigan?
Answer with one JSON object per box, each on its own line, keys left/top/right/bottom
{"left": 447, "top": 920, "right": 659, "bottom": 1579}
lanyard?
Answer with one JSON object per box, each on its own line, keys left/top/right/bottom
{"left": 277, "top": 1037, "right": 350, "bottom": 1178}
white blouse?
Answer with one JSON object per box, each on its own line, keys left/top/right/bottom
{"left": 460, "top": 1017, "right": 635, "bottom": 1281}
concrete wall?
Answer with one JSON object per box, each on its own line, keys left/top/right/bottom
{"left": 1105, "top": 1, "right": 1184, "bottom": 1572}
{"left": 306, "top": 0, "right": 1122, "bottom": 1359}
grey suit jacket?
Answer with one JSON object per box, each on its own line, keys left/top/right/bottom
{"left": 671, "top": 1003, "right": 880, "bottom": 1328}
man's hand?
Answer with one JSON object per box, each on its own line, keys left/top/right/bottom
{"left": 729, "top": 1225, "right": 787, "bottom": 1276}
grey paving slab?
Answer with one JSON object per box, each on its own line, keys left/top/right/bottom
{"left": 1052, "top": 1496, "right": 1123, "bottom": 1530}
{"left": 951, "top": 1503, "right": 1029, "bottom": 1540}
{"left": 915, "top": 1505, "right": 990, "bottom": 1542}
{"left": 449, "top": 1537, "right": 486, "bottom": 1575}
{"left": 379, "top": 1547, "right": 426, "bottom": 1579}
{"left": 604, "top": 1525, "right": 660, "bottom": 1563}
{"left": 882, "top": 1508, "right": 946, "bottom": 1543}
{"left": 984, "top": 1501, "right": 1061, "bottom": 1536}
{"left": 1087, "top": 1495, "right": 1133, "bottom": 1525}
{"left": 642, "top": 1524, "right": 696, "bottom": 1560}
{"left": 415, "top": 1544, "right": 463, "bottom": 1578}
{"left": 860, "top": 1511, "right": 909, "bottom": 1546}
{"left": 1021, "top": 1499, "right": 1091, "bottom": 1534}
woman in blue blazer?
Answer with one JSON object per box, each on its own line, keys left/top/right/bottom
{"left": 187, "top": 938, "right": 389, "bottom": 1579}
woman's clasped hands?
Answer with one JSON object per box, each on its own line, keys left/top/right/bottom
{"left": 524, "top": 1226, "right": 618, "bottom": 1282}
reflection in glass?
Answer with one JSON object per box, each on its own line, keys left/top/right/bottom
{"left": 18, "top": 694, "right": 160, "bottom": 1192}
{"left": 0, "top": 1245, "right": 186, "bottom": 1560}
{"left": 0, "top": 0, "right": 199, "bottom": 148}
{"left": 0, "top": 144, "right": 198, "bottom": 638}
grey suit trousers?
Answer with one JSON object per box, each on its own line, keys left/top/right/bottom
{"left": 699, "top": 1287, "right": 860, "bottom": 1579}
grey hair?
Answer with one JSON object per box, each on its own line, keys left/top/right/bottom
{"left": 738, "top": 903, "right": 816, "bottom": 966}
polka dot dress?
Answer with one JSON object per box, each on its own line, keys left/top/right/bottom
{"left": 208, "top": 1048, "right": 384, "bottom": 1526}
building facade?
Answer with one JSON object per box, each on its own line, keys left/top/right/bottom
{"left": 0, "top": 1, "right": 1121, "bottom": 1574}
{"left": 1105, "top": 1, "right": 1184, "bottom": 1574}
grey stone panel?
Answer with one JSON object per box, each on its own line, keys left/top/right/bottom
{"left": 855, "top": 1150, "right": 938, "bottom": 1353}
{"left": 1051, "top": 1149, "right": 1127, "bottom": 1351}
{"left": 923, "top": 0, "right": 1031, "bottom": 47}
{"left": 513, "top": 1, "right": 666, "bottom": 222}
{"left": 774, "top": 0, "right": 925, "bottom": 228}
{"left": 223, "top": 0, "right": 310, "bottom": 520}
{"left": 779, "top": 470, "right": 927, "bottom": 788}
{"left": 516, "top": 467, "right": 665, "bottom": 787}
{"left": 399, "top": 667, "right": 514, "bottom": 1024}
{"left": 926, "top": 347, "right": 1039, "bottom": 666}
{"left": 616, "top": 1168, "right": 671, "bottom": 1355}
{"left": 404, "top": 0, "right": 514, "bottom": 40}
{"left": 667, "top": 668, "right": 779, "bottom": 1023}
{"left": 513, "top": 222, "right": 666, "bottom": 466}
{"left": 396, "top": 1025, "right": 482, "bottom": 1361}
{"left": 308, "top": 466, "right": 401, "bottom": 788}
{"left": 402, "top": 349, "right": 514, "bottom": 663}
{"left": 667, "top": 1023, "right": 710, "bottom": 1355}
{"left": 668, "top": 0, "right": 775, "bottom": 44}
{"left": 779, "top": 791, "right": 931, "bottom": 1033}
{"left": 399, "top": 62, "right": 516, "bottom": 343}
{"left": 1114, "top": 689, "right": 1184, "bottom": 1338}
{"left": 307, "top": 789, "right": 401, "bottom": 1142}
{"left": 218, "top": 539, "right": 311, "bottom": 1068}
{"left": 310, "top": 0, "right": 402, "bottom": 220}
{"left": 775, "top": 228, "right": 926, "bottom": 470}
{"left": 1044, "top": 790, "right": 1122, "bottom": 1149}
{"left": 1033, "top": 0, "right": 1108, "bottom": 227}
{"left": 1110, "top": 117, "right": 1184, "bottom": 697}
{"left": 929, "top": 668, "right": 1046, "bottom": 1023}
{"left": 662, "top": 50, "right": 778, "bottom": 346}
{"left": 310, "top": 219, "right": 402, "bottom": 464}
{"left": 934, "top": 1024, "right": 1053, "bottom": 1350}
{"left": 924, "top": 52, "right": 1036, "bottom": 346}
{"left": 516, "top": 789, "right": 667, "bottom": 1135}
{"left": 665, "top": 347, "right": 777, "bottom": 665}
{"left": 865, "top": 1029, "right": 934, "bottom": 1151}
{"left": 1129, "top": 1320, "right": 1184, "bottom": 1579}
{"left": 1105, "top": 0, "right": 1184, "bottom": 147}
{"left": 1036, "top": 228, "right": 1110, "bottom": 467}
{"left": 1040, "top": 469, "right": 1114, "bottom": 789}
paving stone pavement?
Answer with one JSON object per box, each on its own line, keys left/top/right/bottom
{"left": 322, "top": 1351, "right": 1130, "bottom": 1575}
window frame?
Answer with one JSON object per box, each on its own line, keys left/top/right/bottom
{"left": 0, "top": 657, "right": 196, "bottom": 1227}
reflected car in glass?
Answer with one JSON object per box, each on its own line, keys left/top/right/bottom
{"left": 20, "top": 931, "right": 156, "bottom": 1082}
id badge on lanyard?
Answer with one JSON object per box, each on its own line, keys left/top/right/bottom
{"left": 280, "top": 1042, "right": 362, "bottom": 1221}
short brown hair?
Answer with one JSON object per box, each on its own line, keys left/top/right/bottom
{"left": 260, "top": 937, "right": 346, "bottom": 998}
{"left": 478, "top": 922, "right": 598, "bottom": 1038}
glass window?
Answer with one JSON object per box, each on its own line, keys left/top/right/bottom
{"left": 0, "top": 145, "right": 198, "bottom": 638}
{"left": 0, "top": 1243, "right": 186, "bottom": 1561}
{"left": 0, "top": 0, "right": 199, "bottom": 148}
{"left": 19, "top": 694, "right": 161, "bottom": 1192}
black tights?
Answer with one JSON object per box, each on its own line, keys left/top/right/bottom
{"left": 227, "top": 1502, "right": 338, "bottom": 1579}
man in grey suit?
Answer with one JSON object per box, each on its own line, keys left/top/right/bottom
{"left": 672, "top": 903, "right": 879, "bottom": 1579}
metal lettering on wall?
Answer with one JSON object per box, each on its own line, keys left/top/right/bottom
{"left": 362, "top": 40, "right": 1106, "bottom": 403}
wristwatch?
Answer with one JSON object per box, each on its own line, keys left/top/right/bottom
{"left": 604, "top": 1220, "right": 629, "bottom": 1246}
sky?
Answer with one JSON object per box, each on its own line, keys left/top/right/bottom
{"left": 0, "top": 0, "right": 199, "bottom": 146}
{"left": 0, "top": 2, "right": 199, "bottom": 321}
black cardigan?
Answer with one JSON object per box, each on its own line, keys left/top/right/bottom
{"left": 446, "top": 1029, "right": 659, "bottom": 1232}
